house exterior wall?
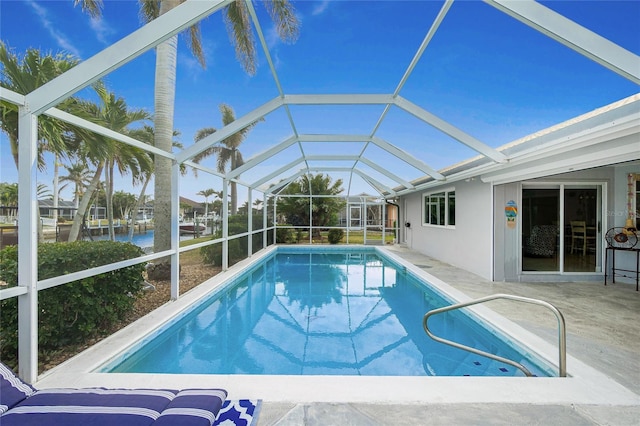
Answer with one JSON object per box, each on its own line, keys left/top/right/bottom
{"left": 401, "top": 178, "right": 493, "bottom": 280}
{"left": 495, "top": 167, "right": 615, "bottom": 282}
{"left": 493, "top": 183, "right": 519, "bottom": 282}
{"left": 403, "top": 163, "right": 639, "bottom": 285}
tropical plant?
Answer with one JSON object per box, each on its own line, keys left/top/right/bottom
{"left": 277, "top": 174, "right": 346, "bottom": 237}
{"left": 65, "top": 90, "right": 148, "bottom": 241}
{"left": 197, "top": 188, "right": 217, "bottom": 218}
{"left": 59, "top": 161, "right": 91, "bottom": 209}
{"left": 0, "top": 42, "right": 88, "bottom": 240}
{"left": 75, "top": 0, "right": 299, "bottom": 258}
{"left": 327, "top": 228, "right": 344, "bottom": 244}
{"left": 0, "top": 42, "right": 78, "bottom": 170}
{"left": 253, "top": 198, "right": 263, "bottom": 212}
{"left": 99, "top": 94, "right": 150, "bottom": 239}
{"left": 193, "top": 103, "right": 263, "bottom": 215}
{"left": 112, "top": 191, "right": 138, "bottom": 220}
{"left": 125, "top": 125, "right": 156, "bottom": 240}
{"left": 36, "top": 183, "right": 52, "bottom": 200}
{"left": 0, "top": 183, "right": 19, "bottom": 219}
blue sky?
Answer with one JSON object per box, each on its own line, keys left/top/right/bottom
{"left": 1, "top": 0, "right": 639, "bottom": 203}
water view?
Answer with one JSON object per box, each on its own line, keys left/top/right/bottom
{"left": 93, "top": 229, "right": 204, "bottom": 250}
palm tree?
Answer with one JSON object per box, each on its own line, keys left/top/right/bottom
{"left": 197, "top": 188, "right": 217, "bottom": 218}
{"left": 76, "top": 0, "right": 299, "bottom": 256}
{"left": 59, "top": 161, "right": 92, "bottom": 209}
{"left": 0, "top": 42, "right": 84, "bottom": 240}
{"left": 126, "top": 124, "right": 183, "bottom": 242}
{"left": 193, "top": 103, "right": 263, "bottom": 214}
{"left": 0, "top": 183, "right": 19, "bottom": 222}
{"left": 96, "top": 92, "right": 150, "bottom": 239}
{"left": 0, "top": 42, "right": 79, "bottom": 170}
{"left": 278, "top": 173, "right": 346, "bottom": 237}
{"left": 66, "top": 90, "right": 148, "bottom": 241}
{"left": 253, "top": 198, "right": 262, "bottom": 213}
{"left": 126, "top": 125, "right": 155, "bottom": 242}
{"left": 36, "top": 183, "right": 52, "bottom": 200}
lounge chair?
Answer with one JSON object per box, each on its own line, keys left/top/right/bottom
{"left": 1, "top": 362, "right": 228, "bottom": 426}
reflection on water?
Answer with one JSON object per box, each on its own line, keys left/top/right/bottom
{"left": 105, "top": 251, "right": 554, "bottom": 377}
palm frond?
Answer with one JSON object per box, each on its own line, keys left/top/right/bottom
{"left": 194, "top": 127, "right": 217, "bottom": 142}
{"left": 192, "top": 145, "right": 222, "bottom": 164}
{"left": 74, "top": 0, "right": 103, "bottom": 19}
{"left": 234, "top": 150, "right": 244, "bottom": 169}
{"left": 224, "top": 0, "right": 256, "bottom": 75}
{"left": 138, "top": 0, "right": 160, "bottom": 23}
{"left": 216, "top": 147, "right": 233, "bottom": 174}
{"left": 186, "top": 24, "right": 206, "bottom": 68}
{"left": 263, "top": 0, "right": 300, "bottom": 43}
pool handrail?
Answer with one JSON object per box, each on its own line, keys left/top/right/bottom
{"left": 423, "top": 293, "right": 567, "bottom": 377}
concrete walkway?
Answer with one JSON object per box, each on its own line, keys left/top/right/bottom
{"left": 258, "top": 246, "right": 640, "bottom": 425}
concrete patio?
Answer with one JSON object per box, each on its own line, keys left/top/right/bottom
{"left": 258, "top": 245, "right": 640, "bottom": 425}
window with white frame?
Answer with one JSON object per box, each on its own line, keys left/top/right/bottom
{"left": 423, "top": 190, "right": 455, "bottom": 227}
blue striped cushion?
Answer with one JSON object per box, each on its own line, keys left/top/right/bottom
{"left": 1, "top": 388, "right": 176, "bottom": 426}
{"left": 1, "top": 363, "right": 228, "bottom": 425}
{"left": 154, "top": 389, "right": 227, "bottom": 426}
{"left": 0, "top": 363, "right": 36, "bottom": 414}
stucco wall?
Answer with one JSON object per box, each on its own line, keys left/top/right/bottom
{"left": 401, "top": 179, "right": 493, "bottom": 280}
{"left": 493, "top": 183, "right": 519, "bottom": 282}
{"left": 401, "top": 164, "right": 638, "bottom": 284}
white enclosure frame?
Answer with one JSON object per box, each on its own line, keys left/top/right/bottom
{"left": 0, "top": 0, "right": 638, "bottom": 382}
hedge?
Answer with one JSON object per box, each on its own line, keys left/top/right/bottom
{"left": 0, "top": 241, "right": 146, "bottom": 369}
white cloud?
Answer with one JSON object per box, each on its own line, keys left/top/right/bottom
{"left": 25, "top": 0, "right": 82, "bottom": 58}
{"left": 264, "top": 26, "right": 289, "bottom": 71}
{"left": 265, "top": 26, "right": 280, "bottom": 50}
{"left": 178, "top": 50, "right": 205, "bottom": 81}
{"left": 89, "top": 16, "right": 116, "bottom": 45}
{"left": 312, "top": 0, "right": 331, "bottom": 16}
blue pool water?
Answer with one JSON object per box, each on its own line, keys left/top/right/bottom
{"left": 103, "top": 248, "right": 554, "bottom": 377}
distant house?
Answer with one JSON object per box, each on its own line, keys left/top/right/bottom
{"left": 179, "top": 196, "right": 205, "bottom": 219}
{"left": 37, "top": 199, "right": 79, "bottom": 220}
{"left": 338, "top": 194, "right": 398, "bottom": 231}
{"left": 134, "top": 202, "right": 154, "bottom": 223}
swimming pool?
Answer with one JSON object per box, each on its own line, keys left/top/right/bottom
{"left": 101, "top": 247, "right": 555, "bottom": 377}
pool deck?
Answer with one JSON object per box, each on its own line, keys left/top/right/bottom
{"left": 36, "top": 245, "right": 640, "bottom": 425}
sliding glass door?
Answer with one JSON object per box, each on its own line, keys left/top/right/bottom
{"left": 522, "top": 184, "right": 602, "bottom": 274}
{"left": 563, "top": 186, "right": 601, "bottom": 272}
{"left": 522, "top": 188, "right": 560, "bottom": 272}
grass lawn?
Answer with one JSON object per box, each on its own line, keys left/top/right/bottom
{"left": 284, "top": 229, "right": 395, "bottom": 244}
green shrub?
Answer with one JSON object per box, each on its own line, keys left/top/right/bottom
{"left": 0, "top": 241, "right": 146, "bottom": 368}
{"left": 276, "top": 227, "right": 293, "bottom": 243}
{"left": 327, "top": 228, "right": 344, "bottom": 244}
{"left": 200, "top": 239, "right": 245, "bottom": 266}
{"left": 200, "top": 215, "right": 263, "bottom": 265}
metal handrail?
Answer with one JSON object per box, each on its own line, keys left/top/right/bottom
{"left": 422, "top": 293, "right": 567, "bottom": 377}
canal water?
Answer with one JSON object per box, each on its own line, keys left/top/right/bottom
{"left": 93, "top": 229, "right": 206, "bottom": 250}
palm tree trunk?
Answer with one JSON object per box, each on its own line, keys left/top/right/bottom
{"left": 69, "top": 162, "right": 104, "bottom": 242}
{"left": 153, "top": 31, "right": 178, "bottom": 257}
{"left": 230, "top": 152, "right": 237, "bottom": 214}
{"left": 129, "top": 176, "right": 150, "bottom": 242}
{"left": 52, "top": 155, "right": 59, "bottom": 224}
{"left": 106, "top": 160, "right": 115, "bottom": 240}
